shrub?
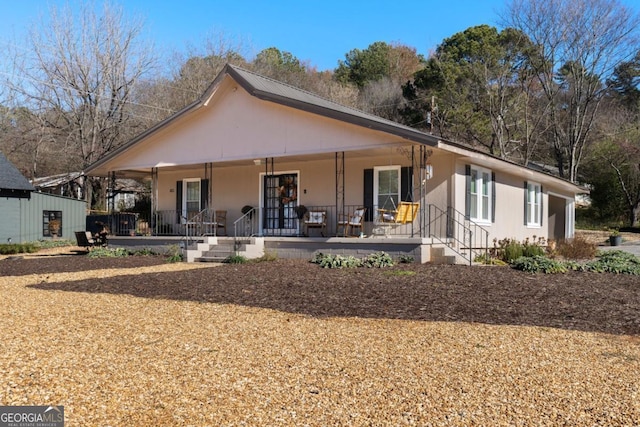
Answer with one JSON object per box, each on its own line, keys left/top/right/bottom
{"left": 224, "top": 254, "right": 248, "bottom": 264}
{"left": 310, "top": 252, "right": 362, "bottom": 268}
{"left": 584, "top": 250, "right": 640, "bottom": 275}
{"left": 500, "top": 239, "right": 524, "bottom": 263}
{"left": 493, "top": 237, "right": 548, "bottom": 263}
{"left": 0, "top": 243, "right": 38, "bottom": 255}
{"left": 165, "top": 245, "right": 183, "bottom": 263}
{"left": 511, "top": 256, "right": 572, "bottom": 274}
{"left": 555, "top": 237, "right": 597, "bottom": 260}
{"left": 362, "top": 251, "right": 394, "bottom": 268}
{"left": 398, "top": 254, "right": 414, "bottom": 264}
{"left": 87, "top": 247, "right": 130, "bottom": 258}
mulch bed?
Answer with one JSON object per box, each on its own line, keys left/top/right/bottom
{"left": 3, "top": 255, "right": 639, "bottom": 336}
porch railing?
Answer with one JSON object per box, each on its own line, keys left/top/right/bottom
{"left": 427, "top": 204, "right": 489, "bottom": 265}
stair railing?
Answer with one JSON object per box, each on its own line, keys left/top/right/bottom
{"left": 427, "top": 204, "right": 489, "bottom": 265}
{"left": 233, "top": 207, "right": 257, "bottom": 254}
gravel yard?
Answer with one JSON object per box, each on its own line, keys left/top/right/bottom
{"left": 0, "top": 249, "right": 639, "bottom": 426}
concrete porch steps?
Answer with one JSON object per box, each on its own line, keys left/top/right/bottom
{"left": 187, "top": 237, "right": 264, "bottom": 263}
{"left": 430, "top": 245, "right": 471, "bottom": 265}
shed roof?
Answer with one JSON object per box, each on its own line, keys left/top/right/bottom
{"left": 0, "top": 152, "right": 35, "bottom": 192}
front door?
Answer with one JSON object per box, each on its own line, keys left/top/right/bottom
{"left": 262, "top": 173, "right": 299, "bottom": 236}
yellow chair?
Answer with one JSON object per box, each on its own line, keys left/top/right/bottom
{"left": 378, "top": 202, "right": 419, "bottom": 225}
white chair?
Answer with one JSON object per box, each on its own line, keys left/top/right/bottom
{"left": 337, "top": 207, "right": 366, "bottom": 237}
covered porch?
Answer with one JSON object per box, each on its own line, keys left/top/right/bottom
{"left": 104, "top": 145, "right": 489, "bottom": 264}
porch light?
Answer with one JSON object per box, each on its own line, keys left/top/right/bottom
{"left": 253, "top": 159, "right": 264, "bottom": 166}
{"left": 425, "top": 164, "right": 433, "bottom": 180}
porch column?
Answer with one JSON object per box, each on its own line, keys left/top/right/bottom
{"left": 335, "top": 151, "right": 345, "bottom": 235}
{"left": 151, "top": 167, "right": 158, "bottom": 235}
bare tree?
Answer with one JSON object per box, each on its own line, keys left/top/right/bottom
{"left": 7, "top": 1, "right": 156, "bottom": 207}
{"left": 503, "top": 0, "right": 640, "bottom": 182}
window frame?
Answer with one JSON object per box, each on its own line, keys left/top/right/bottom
{"left": 526, "top": 181, "right": 542, "bottom": 227}
{"left": 373, "top": 165, "right": 401, "bottom": 212}
{"left": 468, "top": 165, "right": 492, "bottom": 224}
{"left": 183, "top": 178, "right": 201, "bottom": 220}
{"left": 43, "top": 210, "right": 63, "bottom": 237}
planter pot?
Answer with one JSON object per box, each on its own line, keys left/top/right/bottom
{"left": 610, "top": 235, "right": 622, "bottom": 246}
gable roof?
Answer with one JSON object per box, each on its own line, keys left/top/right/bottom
{"left": 0, "top": 152, "right": 35, "bottom": 197}
{"left": 86, "top": 64, "right": 441, "bottom": 174}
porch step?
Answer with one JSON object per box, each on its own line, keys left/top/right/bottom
{"left": 430, "top": 245, "right": 465, "bottom": 265}
{"left": 187, "top": 237, "right": 262, "bottom": 263}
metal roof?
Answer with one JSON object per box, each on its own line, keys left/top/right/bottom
{"left": 0, "top": 152, "right": 35, "bottom": 192}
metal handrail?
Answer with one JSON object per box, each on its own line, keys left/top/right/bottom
{"left": 185, "top": 208, "right": 219, "bottom": 246}
{"left": 427, "top": 204, "right": 489, "bottom": 265}
{"left": 233, "top": 207, "right": 257, "bottom": 254}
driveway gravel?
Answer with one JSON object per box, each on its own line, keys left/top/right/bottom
{"left": 0, "top": 250, "right": 639, "bottom": 426}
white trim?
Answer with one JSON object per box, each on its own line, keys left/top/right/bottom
{"left": 469, "top": 165, "right": 492, "bottom": 224}
{"left": 373, "top": 165, "right": 401, "bottom": 212}
{"left": 526, "top": 181, "right": 542, "bottom": 227}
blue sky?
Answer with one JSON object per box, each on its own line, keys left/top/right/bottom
{"left": 1, "top": 1, "right": 639, "bottom": 72}
{"left": 1, "top": 0, "right": 506, "bottom": 71}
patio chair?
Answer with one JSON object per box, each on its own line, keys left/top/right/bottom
{"left": 75, "top": 231, "right": 96, "bottom": 251}
{"left": 337, "top": 207, "right": 367, "bottom": 237}
{"left": 303, "top": 211, "right": 327, "bottom": 236}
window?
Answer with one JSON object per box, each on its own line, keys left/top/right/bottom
{"left": 374, "top": 166, "right": 400, "bottom": 211}
{"left": 526, "top": 182, "right": 542, "bottom": 227}
{"left": 43, "top": 211, "right": 62, "bottom": 237}
{"left": 184, "top": 179, "right": 201, "bottom": 220}
{"left": 467, "top": 165, "right": 492, "bottom": 223}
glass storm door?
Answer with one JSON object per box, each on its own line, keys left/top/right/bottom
{"left": 262, "top": 173, "right": 298, "bottom": 236}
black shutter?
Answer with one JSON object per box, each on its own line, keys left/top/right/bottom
{"left": 491, "top": 171, "right": 496, "bottom": 223}
{"left": 524, "top": 181, "right": 528, "bottom": 225}
{"left": 176, "top": 180, "right": 183, "bottom": 220}
{"left": 464, "top": 165, "right": 471, "bottom": 220}
{"left": 364, "top": 169, "right": 374, "bottom": 222}
{"left": 200, "top": 179, "right": 209, "bottom": 210}
{"left": 401, "top": 166, "right": 413, "bottom": 202}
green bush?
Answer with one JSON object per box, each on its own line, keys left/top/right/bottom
{"left": 87, "top": 247, "right": 130, "bottom": 258}
{"left": 311, "top": 252, "right": 362, "bottom": 269}
{"left": 584, "top": 250, "right": 640, "bottom": 275}
{"left": 511, "top": 256, "right": 573, "bottom": 274}
{"left": 224, "top": 254, "right": 248, "bottom": 264}
{"left": 502, "top": 240, "right": 524, "bottom": 263}
{"left": 362, "top": 251, "right": 394, "bottom": 268}
{"left": 0, "top": 243, "right": 38, "bottom": 255}
{"left": 398, "top": 254, "right": 414, "bottom": 264}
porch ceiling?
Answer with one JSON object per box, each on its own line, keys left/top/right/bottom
{"left": 109, "top": 143, "right": 420, "bottom": 178}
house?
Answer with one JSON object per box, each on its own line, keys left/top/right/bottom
{"left": 85, "top": 64, "right": 585, "bottom": 263}
{"left": 0, "top": 152, "right": 86, "bottom": 243}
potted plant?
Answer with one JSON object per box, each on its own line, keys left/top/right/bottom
{"left": 609, "top": 229, "right": 622, "bottom": 246}
{"left": 48, "top": 219, "right": 61, "bottom": 238}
